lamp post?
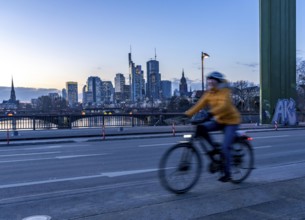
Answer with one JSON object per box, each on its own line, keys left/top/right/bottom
{"left": 201, "top": 52, "right": 210, "bottom": 91}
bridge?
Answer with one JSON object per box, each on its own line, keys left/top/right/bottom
{"left": 0, "top": 127, "right": 305, "bottom": 219}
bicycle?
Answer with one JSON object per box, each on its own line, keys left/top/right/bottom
{"left": 158, "top": 118, "right": 254, "bottom": 194}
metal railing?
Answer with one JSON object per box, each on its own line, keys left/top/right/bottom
{"left": 0, "top": 113, "right": 185, "bottom": 131}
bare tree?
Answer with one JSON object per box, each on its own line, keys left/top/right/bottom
{"left": 297, "top": 58, "right": 305, "bottom": 120}
{"left": 231, "top": 80, "right": 259, "bottom": 112}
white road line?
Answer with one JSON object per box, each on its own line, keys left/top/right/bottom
{"left": 254, "top": 145, "right": 273, "bottom": 149}
{"left": 102, "top": 168, "right": 158, "bottom": 177}
{"left": 0, "top": 168, "right": 158, "bottom": 189}
{"left": 0, "top": 146, "right": 63, "bottom": 152}
{"left": 56, "top": 154, "right": 107, "bottom": 159}
{"left": 255, "top": 135, "right": 290, "bottom": 139}
{"left": 139, "top": 143, "right": 176, "bottom": 147}
{"left": 0, "top": 158, "right": 55, "bottom": 163}
{"left": 0, "top": 153, "right": 109, "bottom": 163}
{"left": 25, "top": 145, "right": 64, "bottom": 150}
{"left": 0, "top": 151, "right": 61, "bottom": 157}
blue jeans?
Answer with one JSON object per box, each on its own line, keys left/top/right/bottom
{"left": 195, "top": 120, "right": 239, "bottom": 176}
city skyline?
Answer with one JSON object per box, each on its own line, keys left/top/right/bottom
{"left": 1, "top": 0, "right": 304, "bottom": 92}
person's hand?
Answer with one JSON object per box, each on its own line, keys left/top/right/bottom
{"left": 206, "top": 111, "right": 213, "bottom": 119}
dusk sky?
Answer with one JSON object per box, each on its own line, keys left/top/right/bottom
{"left": 0, "top": 0, "right": 304, "bottom": 92}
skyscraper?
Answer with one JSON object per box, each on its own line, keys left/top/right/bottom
{"left": 129, "top": 52, "right": 144, "bottom": 102}
{"left": 146, "top": 57, "right": 161, "bottom": 100}
{"left": 66, "top": 81, "right": 78, "bottom": 107}
{"left": 86, "top": 76, "right": 102, "bottom": 104}
{"left": 101, "top": 81, "right": 114, "bottom": 104}
{"left": 114, "top": 73, "right": 125, "bottom": 103}
{"left": 62, "top": 88, "right": 67, "bottom": 101}
{"left": 161, "top": 80, "right": 172, "bottom": 99}
{"left": 114, "top": 73, "right": 125, "bottom": 93}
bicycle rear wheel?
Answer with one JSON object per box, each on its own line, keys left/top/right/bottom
{"left": 159, "top": 142, "right": 202, "bottom": 194}
{"left": 230, "top": 140, "right": 254, "bottom": 183}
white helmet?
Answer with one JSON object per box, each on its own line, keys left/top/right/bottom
{"left": 207, "top": 71, "right": 225, "bottom": 82}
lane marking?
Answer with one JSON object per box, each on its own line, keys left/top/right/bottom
{"left": 0, "top": 158, "right": 55, "bottom": 164}
{"left": 25, "top": 145, "right": 64, "bottom": 150}
{"left": 0, "top": 168, "right": 158, "bottom": 189}
{"left": 102, "top": 168, "right": 158, "bottom": 177}
{"left": 0, "top": 146, "right": 63, "bottom": 152}
{"left": 139, "top": 143, "right": 176, "bottom": 147}
{"left": 254, "top": 145, "right": 273, "bottom": 149}
{"left": 0, "top": 151, "right": 61, "bottom": 157}
{"left": 255, "top": 135, "right": 290, "bottom": 139}
{"left": 0, "top": 153, "right": 109, "bottom": 163}
{"left": 56, "top": 154, "right": 107, "bottom": 159}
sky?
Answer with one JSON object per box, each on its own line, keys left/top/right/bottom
{"left": 0, "top": 0, "right": 304, "bottom": 93}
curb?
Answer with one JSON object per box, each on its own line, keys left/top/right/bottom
{"left": 1, "top": 125, "right": 305, "bottom": 147}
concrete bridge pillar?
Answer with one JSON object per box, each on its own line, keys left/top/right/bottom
{"left": 260, "top": 0, "right": 296, "bottom": 123}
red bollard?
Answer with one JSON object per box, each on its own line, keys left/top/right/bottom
{"left": 172, "top": 123, "right": 175, "bottom": 136}
{"left": 274, "top": 121, "right": 278, "bottom": 131}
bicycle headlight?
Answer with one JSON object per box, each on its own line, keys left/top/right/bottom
{"left": 183, "top": 134, "right": 192, "bottom": 139}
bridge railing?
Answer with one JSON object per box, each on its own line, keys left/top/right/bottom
{"left": 0, "top": 112, "right": 260, "bottom": 131}
{"left": 0, "top": 113, "right": 185, "bottom": 131}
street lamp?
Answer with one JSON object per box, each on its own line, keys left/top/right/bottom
{"left": 201, "top": 52, "right": 210, "bottom": 91}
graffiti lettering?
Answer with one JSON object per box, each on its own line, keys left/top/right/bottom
{"left": 272, "top": 98, "right": 297, "bottom": 125}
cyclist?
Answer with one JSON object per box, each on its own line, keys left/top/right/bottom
{"left": 185, "top": 71, "right": 241, "bottom": 182}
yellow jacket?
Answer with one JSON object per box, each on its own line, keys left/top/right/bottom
{"left": 185, "top": 86, "right": 241, "bottom": 125}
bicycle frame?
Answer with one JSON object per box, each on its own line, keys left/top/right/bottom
{"left": 180, "top": 129, "right": 252, "bottom": 165}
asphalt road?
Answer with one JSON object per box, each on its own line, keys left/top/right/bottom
{"left": 0, "top": 129, "right": 305, "bottom": 219}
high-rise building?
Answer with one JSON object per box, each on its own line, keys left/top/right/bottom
{"left": 66, "top": 81, "right": 78, "bottom": 107}
{"left": 114, "top": 73, "right": 125, "bottom": 103}
{"left": 123, "top": 85, "right": 131, "bottom": 101}
{"left": 161, "top": 80, "right": 172, "bottom": 99}
{"left": 82, "top": 85, "right": 93, "bottom": 105}
{"left": 62, "top": 88, "right": 67, "bottom": 101}
{"left": 146, "top": 57, "right": 161, "bottom": 100}
{"left": 86, "top": 76, "right": 102, "bottom": 104}
{"left": 179, "top": 69, "right": 188, "bottom": 97}
{"left": 129, "top": 52, "right": 144, "bottom": 102}
{"left": 114, "top": 73, "right": 125, "bottom": 93}
{"left": 101, "top": 81, "right": 114, "bottom": 104}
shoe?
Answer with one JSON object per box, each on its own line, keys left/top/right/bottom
{"left": 218, "top": 175, "right": 231, "bottom": 182}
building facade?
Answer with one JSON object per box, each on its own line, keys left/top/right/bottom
{"left": 161, "top": 80, "right": 172, "bottom": 99}
{"left": 114, "top": 73, "right": 125, "bottom": 103}
{"left": 129, "top": 52, "right": 144, "bottom": 102}
{"left": 66, "top": 81, "right": 78, "bottom": 107}
{"left": 86, "top": 76, "right": 102, "bottom": 104}
{"left": 101, "top": 81, "right": 114, "bottom": 104}
{"left": 146, "top": 59, "right": 161, "bottom": 100}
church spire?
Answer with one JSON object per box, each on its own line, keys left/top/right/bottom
{"left": 10, "top": 77, "right": 16, "bottom": 102}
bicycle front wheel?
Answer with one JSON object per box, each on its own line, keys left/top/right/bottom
{"left": 230, "top": 140, "right": 254, "bottom": 184}
{"left": 158, "top": 142, "right": 202, "bottom": 194}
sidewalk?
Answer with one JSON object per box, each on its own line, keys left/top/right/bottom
{"left": 0, "top": 123, "right": 304, "bottom": 146}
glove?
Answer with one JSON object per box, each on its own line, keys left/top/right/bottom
{"left": 206, "top": 111, "right": 213, "bottom": 119}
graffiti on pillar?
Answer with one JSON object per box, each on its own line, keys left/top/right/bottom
{"left": 272, "top": 98, "right": 297, "bottom": 125}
